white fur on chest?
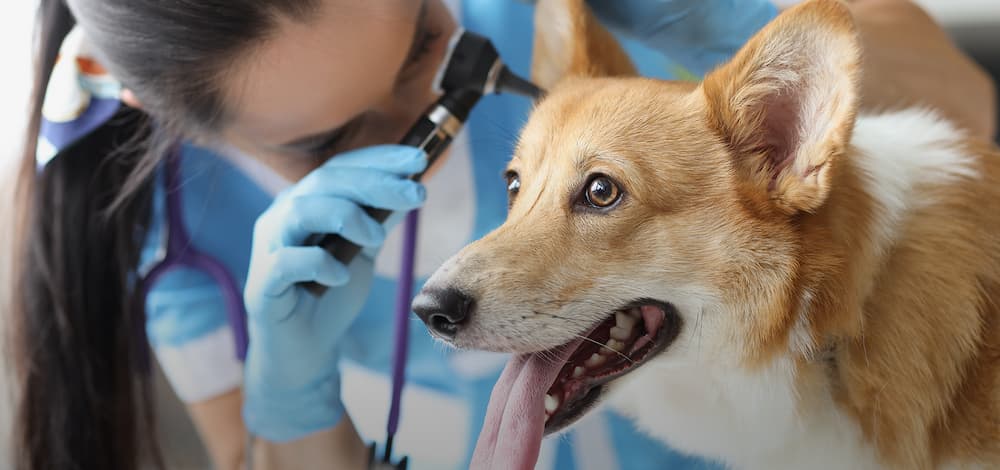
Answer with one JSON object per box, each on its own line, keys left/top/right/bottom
{"left": 610, "top": 357, "right": 880, "bottom": 470}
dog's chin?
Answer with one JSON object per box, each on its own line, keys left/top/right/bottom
{"left": 542, "top": 299, "right": 682, "bottom": 435}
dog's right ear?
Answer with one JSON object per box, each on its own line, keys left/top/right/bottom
{"left": 702, "top": 0, "right": 861, "bottom": 215}
{"left": 531, "top": 0, "right": 637, "bottom": 90}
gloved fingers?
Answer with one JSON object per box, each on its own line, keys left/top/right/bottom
{"left": 290, "top": 168, "right": 427, "bottom": 213}
{"left": 277, "top": 196, "right": 387, "bottom": 248}
{"left": 250, "top": 246, "right": 351, "bottom": 299}
{"left": 298, "top": 145, "right": 428, "bottom": 188}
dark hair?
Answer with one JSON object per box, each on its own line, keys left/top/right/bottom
{"left": 13, "top": 1, "right": 319, "bottom": 469}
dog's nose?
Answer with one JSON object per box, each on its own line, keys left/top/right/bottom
{"left": 412, "top": 288, "right": 473, "bottom": 339}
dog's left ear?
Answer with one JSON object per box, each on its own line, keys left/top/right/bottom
{"left": 531, "top": 0, "right": 637, "bottom": 90}
{"left": 703, "top": 0, "right": 861, "bottom": 214}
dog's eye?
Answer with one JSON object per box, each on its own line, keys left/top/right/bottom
{"left": 584, "top": 175, "right": 621, "bottom": 208}
{"left": 505, "top": 171, "right": 521, "bottom": 195}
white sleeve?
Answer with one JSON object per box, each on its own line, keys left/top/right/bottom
{"left": 153, "top": 325, "right": 244, "bottom": 403}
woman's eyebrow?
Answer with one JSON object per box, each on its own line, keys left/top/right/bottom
{"left": 279, "top": 0, "right": 429, "bottom": 151}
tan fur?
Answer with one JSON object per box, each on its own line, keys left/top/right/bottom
{"left": 790, "top": 132, "right": 1000, "bottom": 466}
{"left": 418, "top": 0, "right": 1000, "bottom": 467}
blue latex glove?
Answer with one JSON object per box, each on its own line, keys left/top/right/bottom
{"left": 587, "top": 0, "right": 778, "bottom": 77}
{"left": 242, "top": 145, "right": 428, "bottom": 442}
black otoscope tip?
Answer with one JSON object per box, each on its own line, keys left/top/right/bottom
{"left": 436, "top": 29, "right": 545, "bottom": 100}
{"left": 497, "top": 66, "right": 544, "bottom": 100}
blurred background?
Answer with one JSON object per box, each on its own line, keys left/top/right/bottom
{"left": 1, "top": 0, "right": 998, "bottom": 172}
{"left": 0, "top": 0, "right": 998, "bottom": 468}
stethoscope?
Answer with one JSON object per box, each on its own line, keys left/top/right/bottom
{"left": 138, "top": 29, "right": 541, "bottom": 469}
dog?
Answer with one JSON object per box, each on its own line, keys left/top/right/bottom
{"left": 412, "top": 0, "right": 1000, "bottom": 468}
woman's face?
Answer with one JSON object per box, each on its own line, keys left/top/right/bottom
{"left": 219, "top": 0, "right": 457, "bottom": 181}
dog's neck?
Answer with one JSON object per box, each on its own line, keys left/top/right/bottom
{"left": 796, "top": 109, "right": 983, "bottom": 353}
{"left": 787, "top": 108, "right": 999, "bottom": 466}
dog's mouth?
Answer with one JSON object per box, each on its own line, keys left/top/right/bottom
{"left": 543, "top": 300, "right": 681, "bottom": 434}
{"left": 470, "top": 299, "right": 681, "bottom": 468}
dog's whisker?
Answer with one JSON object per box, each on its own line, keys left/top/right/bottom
{"left": 537, "top": 349, "right": 564, "bottom": 367}
{"left": 569, "top": 332, "right": 634, "bottom": 365}
{"left": 532, "top": 311, "right": 592, "bottom": 329}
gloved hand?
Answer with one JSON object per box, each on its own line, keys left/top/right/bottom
{"left": 242, "top": 145, "right": 428, "bottom": 442}
{"left": 586, "top": 0, "right": 778, "bottom": 77}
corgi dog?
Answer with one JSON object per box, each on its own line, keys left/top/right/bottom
{"left": 412, "top": 0, "right": 1000, "bottom": 468}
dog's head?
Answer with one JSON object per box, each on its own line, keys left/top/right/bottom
{"left": 414, "top": 0, "right": 860, "bottom": 434}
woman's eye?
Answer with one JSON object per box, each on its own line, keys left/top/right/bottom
{"left": 303, "top": 117, "right": 365, "bottom": 158}
{"left": 582, "top": 174, "right": 622, "bottom": 209}
{"left": 405, "top": 27, "right": 442, "bottom": 69}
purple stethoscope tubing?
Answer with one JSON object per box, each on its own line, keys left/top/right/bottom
{"left": 138, "top": 146, "right": 249, "bottom": 361}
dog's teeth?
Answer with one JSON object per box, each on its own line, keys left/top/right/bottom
{"left": 572, "top": 366, "right": 585, "bottom": 378}
{"left": 599, "top": 339, "right": 621, "bottom": 355}
{"left": 545, "top": 394, "right": 560, "bottom": 413}
{"left": 615, "top": 312, "right": 638, "bottom": 330}
{"left": 584, "top": 353, "right": 607, "bottom": 368}
{"left": 610, "top": 326, "right": 631, "bottom": 341}
{"left": 628, "top": 307, "right": 642, "bottom": 319}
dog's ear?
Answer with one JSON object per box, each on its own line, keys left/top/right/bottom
{"left": 531, "top": 0, "right": 637, "bottom": 90}
{"left": 702, "top": 0, "right": 860, "bottom": 214}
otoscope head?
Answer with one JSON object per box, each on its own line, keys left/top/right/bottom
{"left": 433, "top": 29, "right": 543, "bottom": 101}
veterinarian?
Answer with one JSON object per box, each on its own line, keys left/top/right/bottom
{"left": 11, "top": 0, "right": 994, "bottom": 469}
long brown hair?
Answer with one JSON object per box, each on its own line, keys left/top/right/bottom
{"left": 13, "top": 0, "right": 318, "bottom": 468}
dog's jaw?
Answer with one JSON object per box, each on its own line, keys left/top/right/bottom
{"left": 540, "top": 301, "right": 682, "bottom": 434}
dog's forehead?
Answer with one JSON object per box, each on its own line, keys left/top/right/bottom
{"left": 515, "top": 78, "right": 713, "bottom": 171}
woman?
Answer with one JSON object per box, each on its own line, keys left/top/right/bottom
{"left": 10, "top": 0, "right": 993, "bottom": 469}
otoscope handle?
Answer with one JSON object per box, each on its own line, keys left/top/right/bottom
{"left": 299, "top": 206, "right": 392, "bottom": 295}
{"left": 301, "top": 91, "right": 477, "bottom": 296}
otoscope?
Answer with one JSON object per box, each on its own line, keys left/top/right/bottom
{"left": 301, "top": 29, "right": 543, "bottom": 296}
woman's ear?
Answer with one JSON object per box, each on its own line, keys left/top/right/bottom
{"left": 120, "top": 89, "right": 143, "bottom": 109}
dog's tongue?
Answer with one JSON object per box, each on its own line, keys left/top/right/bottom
{"left": 471, "top": 339, "right": 583, "bottom": 470}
